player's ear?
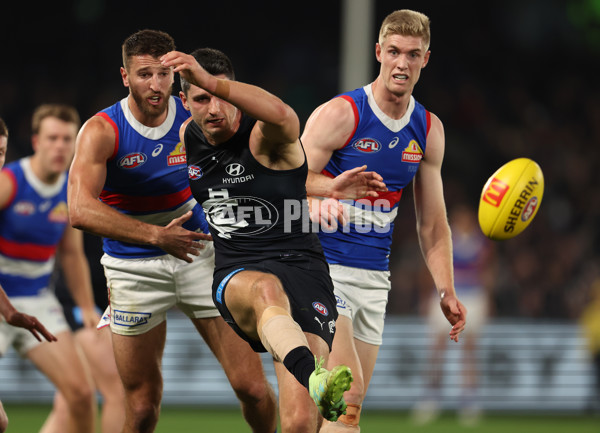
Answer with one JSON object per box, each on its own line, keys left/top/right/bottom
{"left": 31, "top": 134, "right": 39, "bottom": 152}
{"left": 120, "top": 67, "right": 129, "bottom": 87}
{"left": 375, "top": 43, "right": 382, "bottom": 63}
{"left": 179, "top": 91, "right": 189, "bottom": 109}
{"left": 422, "top": 50, "right": 431, "bottom": 68}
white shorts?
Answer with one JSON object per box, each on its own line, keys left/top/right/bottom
{"left": 427, "top": 289, "right": 488, "bottom": 336}
{"left": 329, "top": 264, "right": 391, "bottom": 346}
{"left": 101, "top": 242, "right": 217, "bottom": 336}
{"left": 0, "top": 289, "right": 70, "bottom": 357}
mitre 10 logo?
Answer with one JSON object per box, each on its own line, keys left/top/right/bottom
{"left": 482, "top": 177, "right": 510, "bottom": 207}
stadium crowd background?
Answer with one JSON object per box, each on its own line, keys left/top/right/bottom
{"left": 1, "top": 0, "right": 598, "bottom": 322}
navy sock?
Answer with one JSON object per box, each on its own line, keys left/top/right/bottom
{"left": 282, "top": 346, "right": 314, "bottom": 390}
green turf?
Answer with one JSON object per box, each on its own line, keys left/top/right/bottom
{"left": 2, "top": 404, "right": 599, "bottom": 432}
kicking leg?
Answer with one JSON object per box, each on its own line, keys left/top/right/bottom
{"left": 223, "top": 270, "right": 352, "bottom": 426}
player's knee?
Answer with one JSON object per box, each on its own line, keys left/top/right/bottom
{"left": 63, "top": 380, "right": 95, "bottom": 416}
{"left": 252, "top": 274, "right": 287, "bottom": 304}
{"left": 231, "top": 374, "right": 272, "bottom": 405}
{"left": 127, "top": 398, "right": 160, "bottom": 428}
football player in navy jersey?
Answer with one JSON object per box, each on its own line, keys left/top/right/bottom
{"left": 301, "top": 10, "right": 467, "bottom": 432}
{"left": 163, "top": 47, "right": 354, "bottom": 431}
{"left": 68, "top": 30, "right": 276, "bottom": 433}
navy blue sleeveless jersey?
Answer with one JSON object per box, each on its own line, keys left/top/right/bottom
{"left": 184, "top": 115, "right": 324, "bottom": 271}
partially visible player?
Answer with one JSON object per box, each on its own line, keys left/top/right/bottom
{"left": 0, "top": 105, "right": 97, "bottom": 433}
{"left": 301, "top": 9, "right": 467, "bottom": 432}
{"left": 412, "top": 203, "right": 496, "bottom": 426}
{"left": 68, "top": 30, "right": 276, "bottom": 433}
{"left": 40, "top": 263, "right": 125, "bottom": 433}
{"left": 0, "top": 116, "right": 58, "bottom": 433}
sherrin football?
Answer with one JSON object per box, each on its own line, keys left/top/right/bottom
{"left": 478, "top": 158, "right": 544, "bottom": 240}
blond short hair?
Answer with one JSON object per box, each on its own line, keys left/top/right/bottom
{"left": 378, "top": 9, "right": 431, "bottom": 51}
{"left": 31, "top": 104, "right": 80, "bottom": 135}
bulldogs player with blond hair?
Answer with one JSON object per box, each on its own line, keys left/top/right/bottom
{"left": 302, "top": 9, "right": 467, "bottom": 432}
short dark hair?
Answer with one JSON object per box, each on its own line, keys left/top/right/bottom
{"left": 0, "top": 117, "right": 8, "bottom": 138}
{"left": 122, "top": 29, "right": 175, "bottom": 70}
{"left": 31, "top": 104, "right": 80, "bottom": 135}
{"left": 180, "top": 48, "right": 235, "bottom": 94}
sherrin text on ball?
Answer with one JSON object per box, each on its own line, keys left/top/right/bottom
{"left": 478, "top": 158, "right": 544, "bottom": 240}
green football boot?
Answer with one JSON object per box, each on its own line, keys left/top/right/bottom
{"left": 309, "top": 356, "right": 353, "bottom": 421}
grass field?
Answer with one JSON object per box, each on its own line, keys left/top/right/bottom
{"left": 2, "top": 404, "right": 599, "bottom": 433}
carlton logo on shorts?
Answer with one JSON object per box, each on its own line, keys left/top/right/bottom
{"left": 112, "top": 310, "right": 152, "bottom": 327}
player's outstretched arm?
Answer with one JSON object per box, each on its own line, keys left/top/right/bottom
{"left": 414, "top": 113, "right": 465, "bottom": 342}
{"left": 68, "top": 116, "right": 210, "bottom": 263}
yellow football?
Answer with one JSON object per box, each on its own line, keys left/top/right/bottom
{"left": 478, "top": 158, "right": 544, "bottom": 240}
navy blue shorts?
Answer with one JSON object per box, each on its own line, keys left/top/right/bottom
{"left": 212, "top": 253, "right": 337, "bottom": 353}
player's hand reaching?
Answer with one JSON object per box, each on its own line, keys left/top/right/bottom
{"left": 439, "top": 291, "right": 467, "bottom": 342}
{"left": 308, "top": 197, "right": 348, "bottom": 231}
{"left": 331, "top": 165, "right": 387, "bottom": 200}
{"left": 157, "top": 211, "right": 213, "bottom": 263}
{"left": 5, "top": 310, "right": 57, "bottom": 343}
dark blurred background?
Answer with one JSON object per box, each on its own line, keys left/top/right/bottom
{"left": 1, "top": 0, "right": 599, "bottom": 319}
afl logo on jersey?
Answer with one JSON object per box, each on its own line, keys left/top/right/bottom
{"left": 353, "top": 138, "right": 381, "bottom": 153}
{"left": 225, "top": 163, "right": 245, "bottom": 176}
{"left": 118, "top": 153, "right": 147, "bottom": 169}
{"left": 188, "top": 165, "right": 203, "bottom": 180}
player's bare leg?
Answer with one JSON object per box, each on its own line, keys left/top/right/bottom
{"left": 320, "top": 317, "right": 379, "bottom": 432}
{"left": 193, "top": 316, "right": 277, "bottom": 433}
{"left": 225, "top": 270, "right": 352, "bottom": 430}
{"left": 40, "top": 326, "right": 125, "bottom": 433}
{"left": 275, "top": 332, "right": 330, "bottom": 433}
{"left": 111, "top": 322, "right": 166, "bottom": 433}
{"left": 28, "top": 331, "right": 96, "bottom": 433}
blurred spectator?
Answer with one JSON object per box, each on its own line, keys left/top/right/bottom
{"left": 411, "top": 204, "right": 497, "bottom": 426}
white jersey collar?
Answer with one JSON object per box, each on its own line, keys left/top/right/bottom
{"left": 120, "top": 96, "right": 176, "bottom": 140}
{"left": 363, "top": 83, "right": 415, "bottom": 133}
{"left": 20, "top": 157, "right": 66, "bottom": 198}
